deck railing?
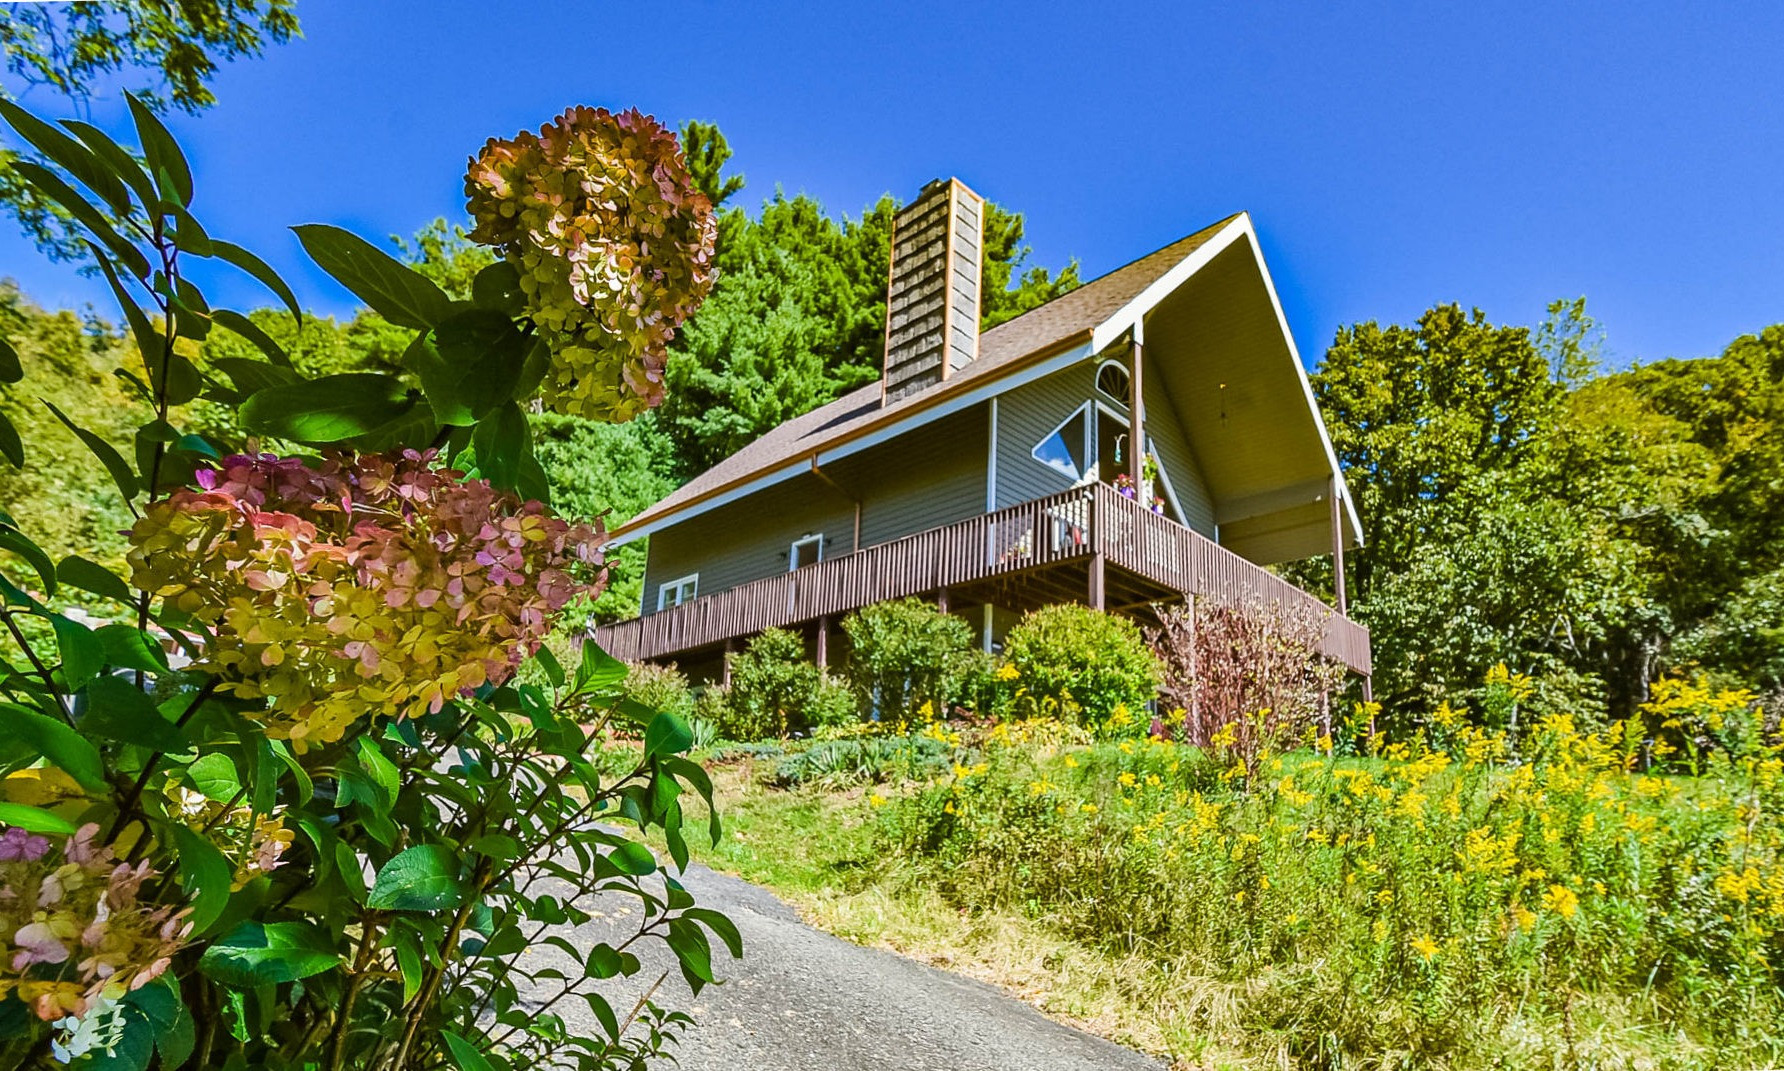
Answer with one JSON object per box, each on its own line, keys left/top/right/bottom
{"left": 594, "top": 483, "right": 1371, "bottom": 674}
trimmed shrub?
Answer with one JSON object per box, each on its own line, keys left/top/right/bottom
{"left": 720, "top": 628, "right": 853, "bottom": 739}
{"left": 621, "top": 661, "right": 696, "bottom": 721}
{"left": 841, "top": 597, "right": 976, "bottom": 720}
{"left": 1001, "top": 604, "right": 1160, "bottom": 730}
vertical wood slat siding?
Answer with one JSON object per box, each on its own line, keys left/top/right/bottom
{"left": 597, "top": 483, "right": 1371, "bottom": 674}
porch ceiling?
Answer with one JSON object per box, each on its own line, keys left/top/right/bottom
{"left": 1141, "top": 232, "right": 1357, "bottom": 565}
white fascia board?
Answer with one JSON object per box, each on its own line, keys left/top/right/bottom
{"left": 814, "top": 341, "right": 1094, "bottom": 467}
{"left": 1089, "top": 212, "right": 1362, "bottom": 547}
{"left": 1089, "top": 215, "right": 1251, "bottom": 354}
{"left": 604, "top": 457, "right": 811, "bottom": 548}
{"left": 1230, "top": 215, "right": 1365, "bottom": 547}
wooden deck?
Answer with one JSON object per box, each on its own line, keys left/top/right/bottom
{"left": 593, "top": 483, "right": 1371, "bottom": 675}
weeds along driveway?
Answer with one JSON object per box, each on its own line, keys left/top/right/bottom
{"left": 517, "top": 858, "right": 1165, "bottom": 1071}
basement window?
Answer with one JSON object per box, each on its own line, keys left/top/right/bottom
{"left": 656, "top": 574, "right": 698, "bottom": 612}
{"left": 789, "top": 534, "right": 824, "bottom": 571}
{"left": 1031, "top": 402, "right": 1092, "bottom": 481}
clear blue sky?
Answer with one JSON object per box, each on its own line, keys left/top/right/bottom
{"left": 3, "top": 0, "right": 1780, "bottom": 368}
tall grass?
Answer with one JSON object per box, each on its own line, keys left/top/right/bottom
{"left": 879, "top": 702, "right": 1784, "bottom": 1069}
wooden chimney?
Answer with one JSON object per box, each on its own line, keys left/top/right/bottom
{"left": 882, "top": 178, "right": 984, "bottom": 404}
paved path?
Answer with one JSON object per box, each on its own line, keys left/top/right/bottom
{"left": 524, "top": 862, "right": 1164, "bottom": 1071}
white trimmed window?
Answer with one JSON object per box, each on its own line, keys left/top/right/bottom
{"left": 1095, "top": 360, "right": 1130, "bottom": 403}
{"left": 1031, "top": 402, "right": 1092, "bottom": 481}
{"left": 789, "top": 534, "right": 824, "bottom": 571}
{"left": 656, "top": 574, "right": 698, "bottom": 611}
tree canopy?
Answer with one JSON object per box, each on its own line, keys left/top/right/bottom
{"left": 1311, "top": 302, "right": 1784, "bottom": 721}
{"left": 0, "top": 0, "right": 300, "bottom": 258}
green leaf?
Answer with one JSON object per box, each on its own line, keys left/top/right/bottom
{"left": 211, "top": 312, "right": 294, "bottom": 369}
{"left": 146, "top": 348, "right": 203, "bottom": 405}
{"left": 335, "top": 842, "right": 370, "bottom": 902}
{"left": 471, "top": 400, "right": 531, "bottom": 493}
{"left": 165, "top": 202, "right": 213, "bottom": 257}
{"left": 471, "top": 261, "right": 525, "bottom": 315}
{"left": 0, "top": 336, "right": 20, "bottom": 383}
{"left": 82, "top": 675, "right": 191, "bottom": 752}
{"left": 584, "top": 943, "right": 624, "bottom": 979}
{"left": 393, "top": 929, "right": 423, "bottom": 1003}
{"left": 212, "top": 355, "right": 299, "bottom": 397}
{"left": 355, "top": 737, "right": 399, "bottom": 808}
{"left": 126, "top": 93, "right": 193, "bottom": 207}
{"left": 441, "top": 1030, "right": 498, "bottom": 1071}
{"left": 212, "top": 241, "right": 302, "bottom": 325}
{"left": 667, "top": 916, "right": 715, "bottom": 986}
{"left": 186, "top": 752, "right": 242, "bottom": 803}
{"left": 48, "top": 614, "right": 103, "bottom": 689}
{"left": 0, "top": 528, "right": 57, "bottom": 595}
{"left": 0, "top": 801, "right": 77, "bottom": 834}
{"left": 645, "top": 711, "right": 694, "bottom": 758}
{"left": 0, "top": 99, "right": 133, "bottom": 213}
{"left": 90, "top": 243, "right": 168, "bottom": 372}
{"left": 171, "top": 825, "right": 233, "bottom": 935}
{"left": 43, "top": 398, "right": 138, "bottom": 501}
{"left": 573, "top": 640, "right": 628, "bottom": 698}
{"left": 198, "top": 921, "right": 340, "bottom": 988}
{"left": 583, "top": 991, "right": 622, "bottom": 1041}
{"left": 608, "top": 840, "right": 658, "bottom": 877}
{"left": 57, "top": 555, "right": 133, "bottom": 602}
{"left": 347, "top": 393, "right": 438, "bottom": 454}
{"left": 425, "top": 308, "right": 528, "bottom": 422}
{"left": 293, "top": 224, "right": 451, "bottom": 329}
{"left": 267, "top": 739, "right": 313, "bottom": 804}
{"left": 62, "top": 119, "right": 156, "bottom": 211}
{"left": 684, "top": 907, "right": 744, "bottom": 959}
{"left": 11, "top": 160, "right": 150, "bottom": 278}
{"left": 0, "top": 701, "right": 106, "bottom": 791}
{"left": 239, "top": 373, "right": 418, "bottom": 444}
{"left": 368, "top": 844, "right": 467, "bottom": 912}
{"left": 532, "top": 645, "right": 565, "bottom": 689}
{"left": 96, "top": 624, "right": 170, "bottom": 672}
{"left": 0, "top": 411, "right": 20, "bottom": 468}
{"left": 152, "top": 984, "right": 195, "bottom": 1069}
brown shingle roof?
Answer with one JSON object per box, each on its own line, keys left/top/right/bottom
{"left": 613, "top": 213, "right": 1242, "bottom": 538}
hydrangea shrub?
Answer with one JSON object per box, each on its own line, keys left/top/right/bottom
{"left": 0, "top": 95, "right": 729, "bottom": 1069}
{"left": 466, "top": 106, "right": 717, "bottom": 422}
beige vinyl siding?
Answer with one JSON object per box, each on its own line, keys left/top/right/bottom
{"left": 993, "top": 362, "right": 1095, "bottom": 508}
{"left": 836, "top": 406, "right": 987, "bottom": 546}
{"left": 1140, "top": 349, "right": 1216, "bottom": 537}
{"left": 641, "top": 475, "right": 856, "bottom": 616}
{"left": 641, "top": 406, "right": 989, "bottom": 614}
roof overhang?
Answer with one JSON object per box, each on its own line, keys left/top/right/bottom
{"left": 1116, "top": 215, "right": 1362, "bottom": 563}
{"left": 608, "top": 212, "right": 1360, "bottom": 561}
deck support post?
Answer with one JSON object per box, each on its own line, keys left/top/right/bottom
{"left": 981, "top": 603, "right": 994, "bottom": 652}
{"left": 937, "top": 587, "right": 950, "bottom": 613}
{"left": 815, "top": 616, "right": 829, "bottom": 668}
{"left": 1330, "top": 475, "right": 1347, "bottom": 615}
{"left": 1088, "top": 554, "right": 1106, "bottom": 611}
{"left": 1129, "top": 322, "right": 1146, "bottom": 493}
{"left": 722, "top": 639, "right": 734, "bottom": 688}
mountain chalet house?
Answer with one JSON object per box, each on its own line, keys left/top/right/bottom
{"left": 594, "top": 179, "right": 1371, "bottom": 686}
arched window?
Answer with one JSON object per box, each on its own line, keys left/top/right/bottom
{"left": 1095, "top": 360, "right": 1130, "bottom": 403}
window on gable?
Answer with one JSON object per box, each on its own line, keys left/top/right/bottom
{"left": 1095, "top": 360, "right": 1130, "bottom": 403}
{"left": 656, "top": 574, "right": 698, "bottom": 612}
{"left": 1031, "top": 402, "right": 1091, "bottom": 481}
{"left": 789, "top": 534, "right": 824, "bottom": 571}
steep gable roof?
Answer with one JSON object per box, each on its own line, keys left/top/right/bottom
{"left": 612, "top": 214, "right": 1243, "bottom": 541}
